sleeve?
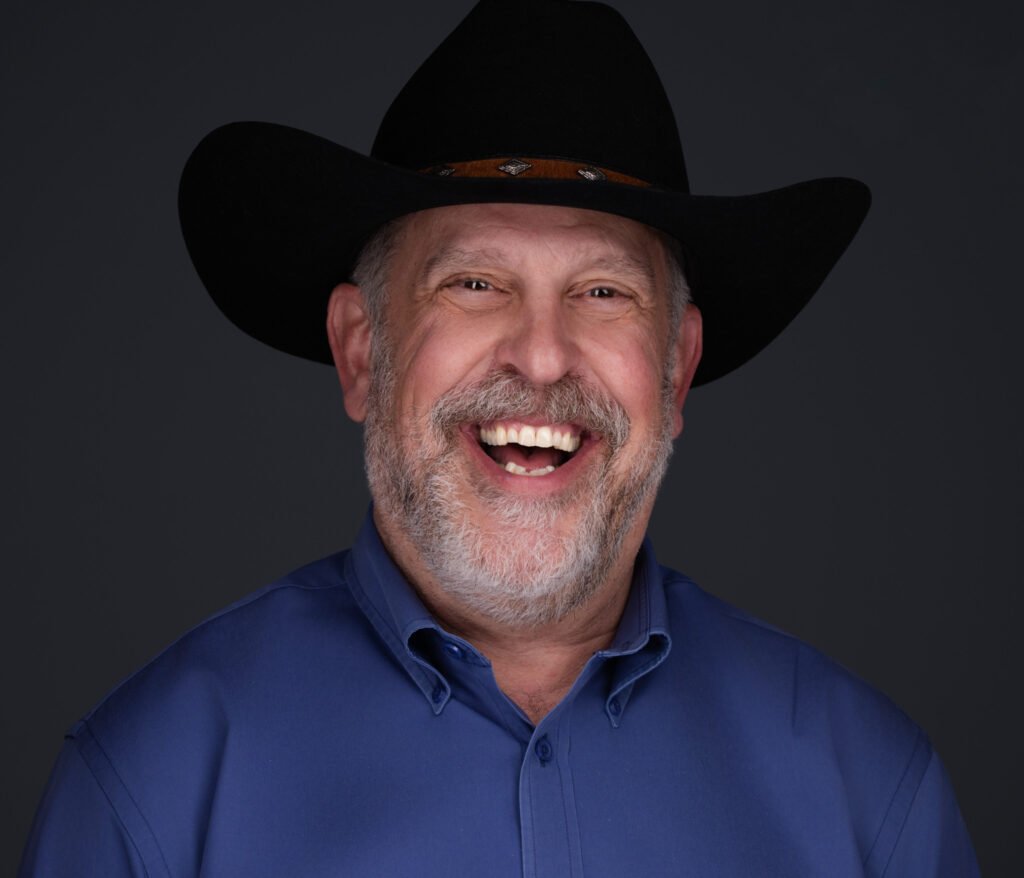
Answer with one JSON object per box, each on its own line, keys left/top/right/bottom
{"left": 875, "top": 748, "right": 981, "bottom": 878}
{"left": 18, "top": 737, "right": 157, "bottom": 878}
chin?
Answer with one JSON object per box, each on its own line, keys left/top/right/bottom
{"left": 405, "top": 462, "right": 608, "bottom": 626}
{"left": 424, "top": 510, "right": 608, "bottom": 628}
{"left": 403, "top": 456, "right": 661, "bottom": 628}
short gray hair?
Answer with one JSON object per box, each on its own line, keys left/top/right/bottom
{"left": 350, "top": 216, "right": 408, "bottom": 333}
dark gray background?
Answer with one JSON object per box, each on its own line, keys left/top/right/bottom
{"left": 3, "top": 0, "right": 1020, "bottom": 873}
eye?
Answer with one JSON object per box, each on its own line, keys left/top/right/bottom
{"left": 581, "top": 285, "right": 634, "bottom": 301}
{"left": 572, "top": 283, "right": 638, "bottom": 315}
{"left": 439, "top": 276, "right": 507, "bottom": 310}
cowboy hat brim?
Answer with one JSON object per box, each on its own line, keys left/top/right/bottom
{"left": 179, "top": 121, "right": 870, "bottom": 386}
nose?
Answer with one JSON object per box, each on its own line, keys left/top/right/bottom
{"left": 494, "top": 296, "right": 582, "bottom": 386}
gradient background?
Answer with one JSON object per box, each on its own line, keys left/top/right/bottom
{"left": 3, "top": 0, "right": 1020, "bottom": 873}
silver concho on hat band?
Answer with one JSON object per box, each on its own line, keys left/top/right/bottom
{"left": 497, "top": 158, "right": 533, "bottom": 176}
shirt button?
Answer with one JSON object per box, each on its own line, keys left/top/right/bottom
{"left": 608, "top": 697, "right": 622, "bottom": 716}
{"left": 534, "top": 736, "right": 553, "bottom": 764}
{"left": 443, "top": 642, "right": 463, "bottom": 659}
{"left": 431, "top": 684, "right": 446, "bottom": 704}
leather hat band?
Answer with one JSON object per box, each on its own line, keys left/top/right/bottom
{"left": 421, "top": 157, "right": 651, "bottom": 187}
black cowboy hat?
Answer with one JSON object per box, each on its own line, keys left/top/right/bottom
{"left": 179, "top": 0, "right": 870, "bottom": 386}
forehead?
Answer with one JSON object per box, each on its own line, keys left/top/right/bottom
{"left": 390, "top": 203, "right": 668, "bottom": 278}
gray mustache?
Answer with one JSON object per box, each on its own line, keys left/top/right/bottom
{"left": 429, "top": 368, "right": 630, "bottom": 450}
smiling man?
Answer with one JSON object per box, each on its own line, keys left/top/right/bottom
{"left": 20, "top": 1, "right": 979, "bottom": 876}
{"left": 335, "top": 203, "right": 701, "bottom": 722}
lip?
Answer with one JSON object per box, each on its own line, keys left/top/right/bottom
{"left": 458, "top": 423, "right": 601, "bottom": 496}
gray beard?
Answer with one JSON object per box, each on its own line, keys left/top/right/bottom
{"left": 363, "top": 339, "right": 676, "bottom": 628}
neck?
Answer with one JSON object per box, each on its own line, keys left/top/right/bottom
{"left": 374, "top": 508, "right": 645, "bottom": 725}
{"left": 428, "top": 564, "right": 634, "bottom": 724}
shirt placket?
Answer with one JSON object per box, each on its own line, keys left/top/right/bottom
{"left": 517, "top": 656, "right": 609, "bottom": 878}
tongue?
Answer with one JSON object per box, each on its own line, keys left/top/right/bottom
{"left": 490, "top": 444, "right": 563, "bottom": 469}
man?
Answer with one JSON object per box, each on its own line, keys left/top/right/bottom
{"left": 20, "top": 1, "right": 979, "bottom": 875}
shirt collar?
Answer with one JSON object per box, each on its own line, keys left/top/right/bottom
{"left": 346, "top": 512, "right": 453, "bottom": 713}
{"left": 595, "top": 536, "right": 672, "bottom": 726}
{"left": 346, "top": 510, "right": 672, "bottom": 722}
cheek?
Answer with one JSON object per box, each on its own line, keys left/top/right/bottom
{"left": 589, "top": 331, "right": 667, "bottom": 418}
{"left": 394, "top": 323, "right": 497, "bottom": 417}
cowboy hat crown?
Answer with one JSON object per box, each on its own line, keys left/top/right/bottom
{"left": 373, "top": 0, "right": 688, "bottom": 189}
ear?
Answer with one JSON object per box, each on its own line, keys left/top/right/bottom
{"left": 669, "top": 303, "right": 703, "bottom": 438}
{"left": 326, "top": 283, "right": 373, "bottom": 423}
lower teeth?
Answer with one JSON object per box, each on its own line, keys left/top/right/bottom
{"left": 504, "top": 462, "right": 556, "bottom": 477}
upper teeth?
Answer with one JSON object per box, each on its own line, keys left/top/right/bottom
{"left": 479, "top": 424, "right": 580, "bottom": 452}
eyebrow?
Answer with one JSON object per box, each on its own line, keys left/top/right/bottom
{"left": 585, "top": 254, "right": 657, "bottom": 289}
{"left": 418, "top": 247, "right": 508, "bottom": 286}
{"left": 418, "top": 247, "right": 658, "bottom": 290}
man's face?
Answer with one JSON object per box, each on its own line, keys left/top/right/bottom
{"left": 346, "top": 203, "right": 700, "bottom": 627}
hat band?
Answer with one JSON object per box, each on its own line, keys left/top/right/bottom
{"left": 421, "top": 157, "right": 651, "bottom": 187}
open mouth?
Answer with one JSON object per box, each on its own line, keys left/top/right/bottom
{"left": 475, "top": 420, "right": 585, "bottom": 477}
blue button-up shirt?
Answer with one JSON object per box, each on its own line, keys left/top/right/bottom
{"left": 20, "top": 516, "right": 978, "bottom": 876}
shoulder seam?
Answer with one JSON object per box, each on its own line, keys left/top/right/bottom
{"left": 71, "top": 721, "right": 173, "bottom": 878}
{"left": 862, "top": 729, "right": 933, "bottom": 876}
